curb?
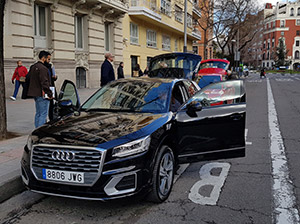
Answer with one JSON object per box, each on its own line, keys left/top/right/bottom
{"left": 0, "top": 173, "right": 25, "bottom": 204}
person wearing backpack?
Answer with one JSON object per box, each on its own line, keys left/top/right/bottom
{"left": 10, "top": 60, "right": 28, "bottom": 101}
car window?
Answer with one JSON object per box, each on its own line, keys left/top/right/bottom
{"left": 183, "top": 80, "right": 198, "bottom": 97}
{"left": 184, "top": 80, "right": 244, "bottom": 108}
{"left": 61, "top": 82, "right": 78, "bottom": 106}
{"left": 170, "top": 83, "right": 187, "bottom": 112}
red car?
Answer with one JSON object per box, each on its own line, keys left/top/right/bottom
{"left": 195, "top": 59, "right": 230, "bottom": 88}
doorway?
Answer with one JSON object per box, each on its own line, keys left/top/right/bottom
{"left": 131, "top": 55, "right": 138, "bottom": 77}
{"left": 76, "top": 67, "right": 86, "bottom": 88}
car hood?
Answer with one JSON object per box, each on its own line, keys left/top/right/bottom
{"left": 32, "top": 111, "right": 172, "bottom": 149}
{"left": 198, "top": 68, "right": 227, "bottom": 75}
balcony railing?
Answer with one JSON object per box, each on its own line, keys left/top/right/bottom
{"left": 131, "top": 0, "right": 157, "bottom": 11}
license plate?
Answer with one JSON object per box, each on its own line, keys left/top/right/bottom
{"left": 42, "top": 169, "right": 84, "bottom": 184}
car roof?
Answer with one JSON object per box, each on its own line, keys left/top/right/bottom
{"left": 201, "top": 59, "right": 230, "bottom": 64}
{"left": 151, "top": 52, "right": 202, "bottom": 61}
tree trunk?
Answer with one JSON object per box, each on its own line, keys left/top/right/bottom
{"left": 0, "top": 0, "right": 7, "bottom": 140}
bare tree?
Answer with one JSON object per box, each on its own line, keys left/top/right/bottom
{"left": 214, "top": 0, "right": 260, "bottom": 61}
{"left": 0, "top": 0, "right": 7, "bottom": 140}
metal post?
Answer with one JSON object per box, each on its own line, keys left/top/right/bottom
{"left": 183, "top": 0, "right": 187, "bottom": 53}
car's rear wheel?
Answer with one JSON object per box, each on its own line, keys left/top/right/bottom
{"left": 147, "top": 145, "right": 175, "bottom": 203}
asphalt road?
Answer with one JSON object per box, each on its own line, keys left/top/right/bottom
{"left": 2, "top": 72, "right": 300, "bottom": 224}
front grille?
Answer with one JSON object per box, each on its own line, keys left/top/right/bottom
{"left": 31, "top": 145, "right": 105, "bottom": 186}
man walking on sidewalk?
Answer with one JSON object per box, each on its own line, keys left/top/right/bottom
{"left": 10, "top": 60, "right": 28, "bottom": 101}
{"left": 100, "top": 53, "right": 115, "bottom": 87}
{"left": 27, "top": 51, "right": 53, "bottom": 128}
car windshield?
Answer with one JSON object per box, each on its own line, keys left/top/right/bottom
{"left": 81, "top": 79, "right": 171, "bottom": 113}
{"left": 150, "top": 55, "right": 200, "bottom": 72}
{"left": 200, "top": 61, "right": 229, "bottom": 70}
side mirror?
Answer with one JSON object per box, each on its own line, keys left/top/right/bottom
{"left": 186, "top": 101, "right": 202, "bottom": 117}
{"left": 59, "top": 99, "right": 73, "bottom": 108}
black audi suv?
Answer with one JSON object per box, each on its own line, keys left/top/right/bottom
{"left": 21, "top": 77, "right": 246, "bottom": 202}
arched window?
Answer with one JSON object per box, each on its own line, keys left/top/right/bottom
{"left": 295, "top": 51, "right": 300, "bottom": 59}
{"left": 76, "top": 67, "right": 86, "bottom": 88}
{"left": 298, "top": 7, "right": 300, "bottom": 15}
{"left": 291, "top": 8, "right": 294, "bottom": 16}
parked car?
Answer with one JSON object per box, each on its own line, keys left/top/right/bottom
{"left": 148, "top": 53, "right": 202, "bottom": 80}
{"left": 21, "top": 78, "right": 246, "bottom": 202}
{"left": 195, "top": 59, "right": 231, "bottom": 88}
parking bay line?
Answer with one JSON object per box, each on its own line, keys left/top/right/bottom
{"left": 267, "top": 78, "right": 300, "bottom": 223}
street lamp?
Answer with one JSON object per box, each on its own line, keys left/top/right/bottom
{"left": 231, "top": 39, "right": 236, "bottom": 71}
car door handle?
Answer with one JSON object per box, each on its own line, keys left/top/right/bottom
{"left": 230, "top": 114, "right": 242, "bottom": 121}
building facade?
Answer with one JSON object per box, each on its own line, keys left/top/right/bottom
{"left": 263, "top": 1, "right": 300, "bottom": 69}
{"left": 192, "top": 0, "right": 213, "bottom": 60}
{"left": 4, "top": 0, "right": 128, "bottom": 98}
{"left": 122, "top": 0, "right": 202, "bottom": 76}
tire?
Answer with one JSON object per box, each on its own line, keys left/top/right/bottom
{"left": 147, "top": 145, "right": 175, "bottom": 203}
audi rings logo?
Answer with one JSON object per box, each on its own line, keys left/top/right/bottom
{"left": 51, "top": 150, "right": 76, "bottom": 162}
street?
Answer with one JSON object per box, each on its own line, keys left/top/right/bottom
{"left": 1, "top": 72, "right": 300, "bottom": 224}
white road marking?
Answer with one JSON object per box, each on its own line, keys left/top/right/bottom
{"left": 267, "top": 78, "right": 300, "bottom": 224}
{"left": 275, "top": 78, "right": 293, "bottom": 82}
{"left": 174, "top": 163, "right": 190, "bottom": 183}
{"left": 246, "top": 80, "right": 262, "bottom": 83}
{"left": 245, "top": 128, "right": 252, "bottom": 145}
{"left": 295, "top": 77, "right": 300, "bottom": 81}
{"left": 188, "top": 162, "right": 230, "bottom": 205}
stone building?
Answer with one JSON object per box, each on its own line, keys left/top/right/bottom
{"left": 4, "top": 0, "right": 128, "bottom": 98}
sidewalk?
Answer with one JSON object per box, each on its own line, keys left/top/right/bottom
{"left": 0, "top": 87, "right": 98, "bottom": 203}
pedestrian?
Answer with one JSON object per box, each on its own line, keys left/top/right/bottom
{"left": 117, "top": 62, "right": 124, "bottom": 79}
{"left": 260, "top": 67, "right": 266, "bottom": 79}
{"left": 133, "top": 64, "right": 143, "bottom": 77}
{"left": 144, "top": 66, "right": 149, "bottom": 76}
{"left": 44, "top": 59, "right": 57, "bottom": 121}
{"left": 10, "top": 60, "right": 28, "bottom": 101}
{"left": 101, "top": 53, "right": 115, "bottom": 87}
{"left": 27, "top": 51, "right": 53, "bottom": 128}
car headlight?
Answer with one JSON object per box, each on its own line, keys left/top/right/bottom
{"left": 27, "top": 135, "right": 33, "bottom": 151}
{"left": 112, "top": 136, "right": 151, "bottom": 158}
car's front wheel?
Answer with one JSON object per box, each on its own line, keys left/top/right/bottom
{"left": 148, "top": 145, "right": 175, "bottom": 203}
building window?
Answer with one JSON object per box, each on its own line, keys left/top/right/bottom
{"left": 175, "top": 5, "right": 183, "bottom": 23}
{"left": 104, "top": 23, "right": 111, "bottom": 51}
{"left": 34, "top": 4, "right": 49, "bottom": 48}
{"left": 280, "top": 20, "right": 285, "bottom": 27}
{"left": 291, "top": 8, "right": 294, "bottom": 16}
{"left": 130, "top": 23, "right": 139, "bottom": 44}
{"left": 267, "top": 62, "right": 269, "bottom": 67}
{"left": 298, "top": 7, "right": 300, "bottom": 15}
{"left": 281, "top": 31, "right": 284, "bottom": 36}
{"left": 267, "top": 42, "right": 270, "bottom": 50}
{"left": 272, "top": 38, "right": 275, "bottom": 47}
{"left": 297, "top": 20, "right": 300, "bottom": 26}
{"left": 187, "top": 13, "right": 192, "bottom": 28}
{"left": 161, "top": 0, "right": 171, "bottom": 16}
{"left": 273, "top": 21, "right": 276, "bottom": 27}
{"left": 175, "top": 39, "right": 178, "bottom": 51}
{"left": 263, "top": 41, "right": 266, "bottom": 49}
{"left": 297, "top": 30, "right": 300, "bottom": 36}
{"left": 267, "top": 52, "right": 270, "bottom": 60}
{"left": 75, "top": 16, "right": 83, "bottom": 49}
{"left": 162, "top": 35, "right": 171, "bottom": 51}
{"left": 295, "top": 50, "right": 300, "bottom": 59}
{"left": 147, "top": 30, "right": 157, "bottom": 48}
{"left": 263, "top": 53, "right": 265, "bottom": 60}
{"left": 296, "top": 40, "right": 300, "bottom": 46}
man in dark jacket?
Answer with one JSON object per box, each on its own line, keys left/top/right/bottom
{"left": 117, "top": 62, "right": 124, "bottom": 79}
{"left": 44, "top": 59, "right": 57, "bottom": 121}
{"left": 27, "top": 51, "right": 53, "bottom": 128}
{"left": 101, "top": 53, "right": 115, "bottom": 86}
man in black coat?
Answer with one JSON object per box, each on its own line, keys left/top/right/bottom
{"left": 101, "top": 53, "right": 115, "bottom": 87}
{"left": 117, "top": 62, "right": 124, "bottom": 79}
